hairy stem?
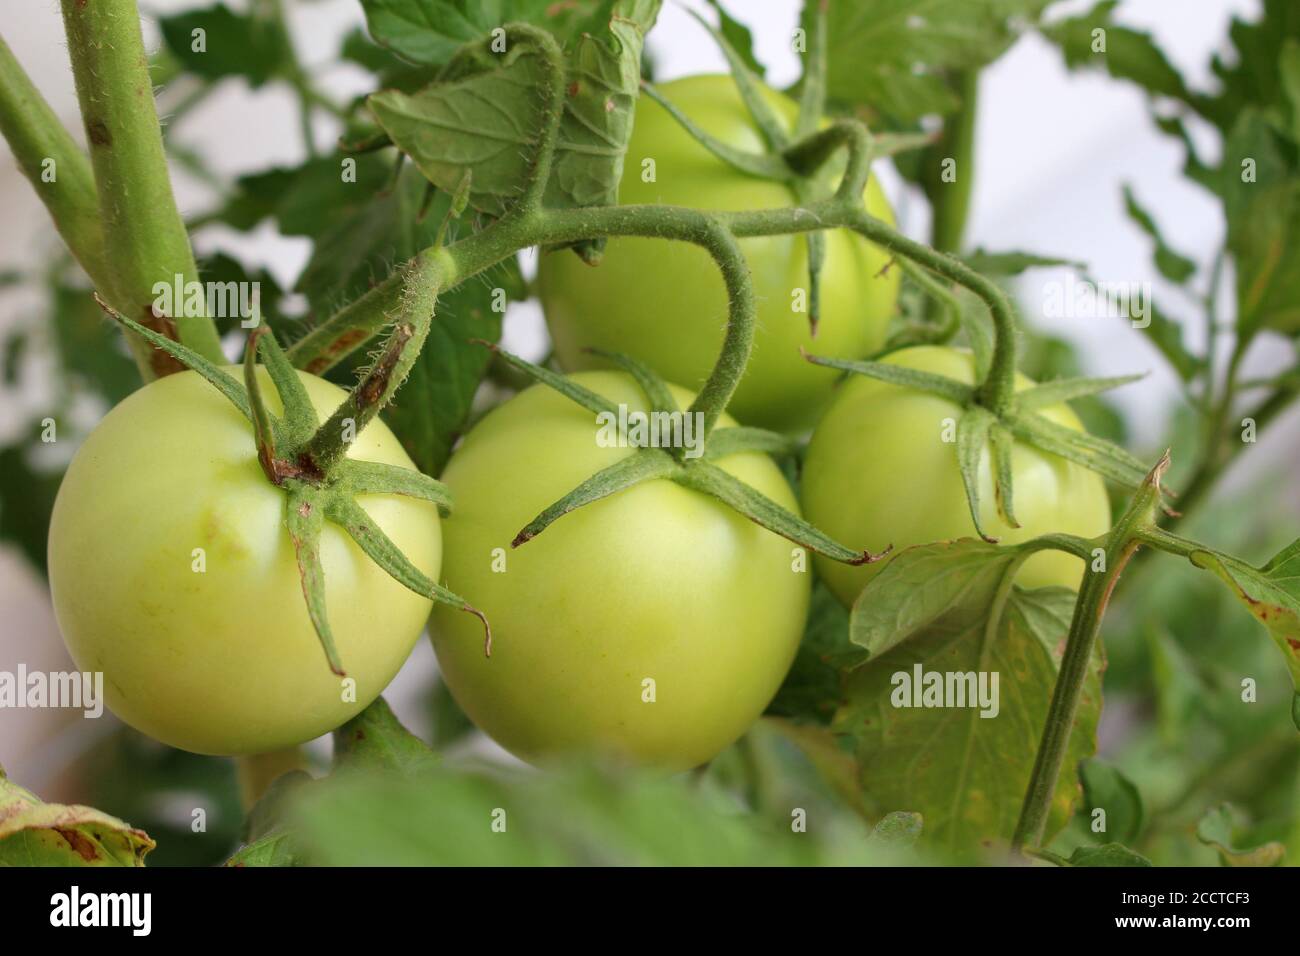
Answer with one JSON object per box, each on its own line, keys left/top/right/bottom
{"left": 60, "top": 0, "right": 224, "bottom": 367}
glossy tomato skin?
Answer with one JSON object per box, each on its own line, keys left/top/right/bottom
{"left": 430, "top": 371, "right": 810, "bottom": 770}
{"left": 47, "top": 367, "right": 441, "bottom": 756}
{"left": 537, "top": 74, "right": 900, "bottom": 434}
{"left": 802, "top": 346, "right": 1111, "bottom": 607}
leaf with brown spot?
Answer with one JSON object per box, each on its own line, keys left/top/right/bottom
{"left": 1187, "top": 538, "right": 1300, "bottom": 730}
{"left": 0, "top": 770, "right": 153, "bottom": 866}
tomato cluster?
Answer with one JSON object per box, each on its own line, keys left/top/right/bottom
{"left": 47, "top": 74, "right": 1110, "bottom": 769}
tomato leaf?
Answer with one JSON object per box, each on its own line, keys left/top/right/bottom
{"left": 1078, "top": 758, "right": 1144, "bottom": 845}
{"left": 1122, "top": 184, "right": 1197, "bottom": 284}
{"left": 767, "top": 582, "right": 856, "bottom": 725}
{"left": 1195, "top": 803, "right": 1287, "bottom": 866}
{"left": 836, "top": 539, "right": 1102, "bottom": 851}
{"left": 1042, "top": 1, "right": 1195, "bottom": 105}
{"left": 1062, "top": 842, "right": 1153, "bottom": 867}
{"left": 157, "top": 3, "right": 291, "bottom": 87}
{"left": 333, "top": 696, "right": 441, "bottom": 774}
{"left": 819, "top": 0, "right": 1052, "bottom": 122}
{"left": 1184, "top": 539, "right": 1300, "bottom": 730}
{"left": 0, "top": 768, "right": 154, "bottom": 866}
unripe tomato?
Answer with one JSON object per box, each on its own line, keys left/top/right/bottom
{"left": 430, "top": 371, "right": 810, "bottom": 770}
{"left": 537, "top": 73, "right": 900, "bottom": 433}
{"left": 802, "top": 346, "right": 1112, "bottom": 607}
{"left": 47, "top": 368, "right": 441, "bottom": 755}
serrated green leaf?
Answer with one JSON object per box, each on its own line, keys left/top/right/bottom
{"left": 1043, "top": 1, "right": 1194, "bottom": 104}
{"left": 823, "top": 0, "right": 1052, "bottom": 121}
{"left": 1064, "top": 842, "right": 1153, "bottom": 867}
{"left": 158, "top": 3, "right": 291, "bottom": 87}
{"left": 332, "top": 696, "right": 441, "bottom": 774}
{"left": 1122, "top": 184, "right": 1196, "bottom": 284}
{"left": 836, "top": 577, "right": 1101, "bottom": 851}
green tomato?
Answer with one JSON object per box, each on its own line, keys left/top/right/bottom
{"left": 430, "top": 371, "right": 810, "bottom": 770}
{"left": 537, "top": 73, "right": 900, "bottom": 433}
{"left": 47, "top": 367, "right": 441, "bottom": 756}
{"left": 802, "top": 346, "right": 1112, "bottom": 607}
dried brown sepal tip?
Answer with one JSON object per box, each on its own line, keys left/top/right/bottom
{"left": 850, "top": 543, "right": 895, "bottom": 566}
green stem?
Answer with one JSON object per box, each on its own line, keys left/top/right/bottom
{"left": 236, "top": 747, "right": 306, "bottom": 812}
{"left": 1011, "top": 456, "right": 1168, "bottom": 852}
{"left": 0, "top": 34, "right": 109, "bottom": 288}
{"left": 925, "top": 70, "right": 978, "bottom": 254}
{"left": 60, "top": 0, "right": 224, "bottom": 367}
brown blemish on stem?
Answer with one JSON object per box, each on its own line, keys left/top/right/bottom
{"left": 304, "top": 328, "right": 369, "bottom": 375}
{"left": 86, "top": 120, "right": 111, "bottom": 146}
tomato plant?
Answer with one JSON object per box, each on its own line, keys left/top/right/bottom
{"left": 538, "top": 74, "right": 900, "bottom": 433}
{"left": 1, "top": 0, "right": 1298, "bottom": 881}
{"left": 803, "top": 346, "right": 1111, "bottom": 607}
{"left": 431, "top": 371, "right": 809, "bottom": 770}
{"left": 47, "top": 367, "right": 442, "bottom": 755}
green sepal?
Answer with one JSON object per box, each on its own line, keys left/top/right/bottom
{"left": 255, "top": 323, "right": 317, "bottom": 435}
{"left": 704, "top": 426, "right": 800, "bottom": 459}
{"left": 802, "top": 349, "right": 975, "bottom": 404}
{"left": 581, "top": 347, "right": 679, "bottom": 415}
{"left": 673, "top": 460, "right": 881, "bottom": 566}
{"left": 474, "top": 340, "right": 618, "bottom": 416}
{"left": 1014, "top": 373, "right": 1145, "bottom": 410}
{"left": 639, "top": 82, "right": 788, "bottom": 179}
{"left": 244, "top": 328, "right": 281, "bottom": 480}
{"left": 805, "top": 231, "right": 825, "bottom": 336}
{"left": 512, "top": 449, "right": 678, "bottom": 548}
{"left": 95, "top": 293, "right": 250, "bottom": 419}
{"left": 990, "top": 421, "right": 1020, "bottom": 529}
{"left": 685, "top": 7, "right": 788, "bottom": 150}
{"left": 955, "top": 407, "right": 999, "bottom": 543}
{"left": 324, "top": 493, "right": 492, "bottom": 657}
{"left": 285, "top": 481, "right": 346, "bottom": 676}
{"left": 1006, "top": 410, "right": 1153, "bottom": 490}
{"left": 334, "top": 460, "right": 454, "bottom": 517}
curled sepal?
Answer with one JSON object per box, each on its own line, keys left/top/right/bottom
{"left": 285, "top": 483, "right": 346, "bottom": 676}
{"left": 475, "top": 341, "right": 618, "bottom": 415}
{"left": 582, "top": 347, "right": 679, "bottom": 415}
{"left": 334, "top": 460, "right": 453, "bottom": 517}
{"left": 1014, "top": 373, "right": 1145, "bottom": 411}
{"left": 244, "top": 328, "right": 281, "bottom": 482}
{"left": 1006, "top": 410, "right": 1153, "bottom": 491}
{"left": 325, "top": 494, "right": 491, "bottom": 656}
{"left": 956, "top": 407, "right": 999, "bottom": 543}
{"left": 704, "top": 426, "right": 800, "bottom": 459}
{"left": 255, "top": 324, "right": 317, "bottom": 436}
{"left": 674, "top": 460, "right": 886, "bottom": 565}
{"left": 801, "top": 349, "right": 975, "bottom": 404}
{"left": 638, "top": 82, "right": 788, "bottom": 179}
{"left": 989, "top": 422, "right": 1020, "bottom": 529}
{"left": 93, "top": 293, "right": 250, "bottom": 420}
{"left": 513, "top": 449, "right": 678, "bottom": 548}
{"left": 685, "top": 7, "right": 788, "bottom": 149}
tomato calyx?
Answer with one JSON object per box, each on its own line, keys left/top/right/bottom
{"left": 802, "top": 347, "right": 1161, "bottom": 544}
{"left": 94, "top": 293, "right": 493, "bottom": 671}
{"left": 480, "top": 341, "right": 889, "bottom": 566}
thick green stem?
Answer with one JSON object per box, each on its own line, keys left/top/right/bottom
{"left": 60, "top": 0, "right": 224, "bottom": 367}
{"left": 925, "top": 70, "right": 978, "bottom": 254}
{"left": 0, "top": 34, "right": 109, "bottom": 286}
{"left": 1011, "top": 456, "right": 1168, "bottom": 852}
